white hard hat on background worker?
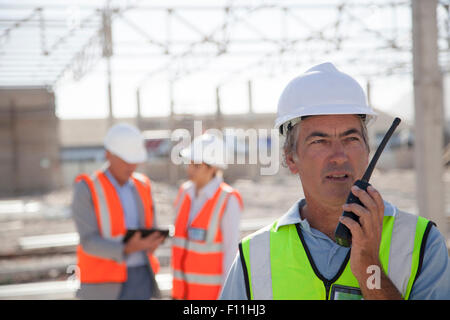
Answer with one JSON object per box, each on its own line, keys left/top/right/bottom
{"left": 180, "top": 133, "right": 228, "bottom": 169}
{"left": 275, "top": 62, "right": 377, "bottom": 135}
{"left": 104, "top": 123, "right": 147, "bottom": 164}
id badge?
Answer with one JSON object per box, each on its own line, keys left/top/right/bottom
{"left": 330, "top": 285, "right": 363, "bottom": 300}
{"left": 188, "top": 227, "right": 206, "bottom": 241}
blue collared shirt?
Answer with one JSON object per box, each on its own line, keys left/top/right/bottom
{"left": 219, "top": 199, "right": 450, "bottom": 300}
{"left": 105, "top": 170, "right": 147, "bottom": 267}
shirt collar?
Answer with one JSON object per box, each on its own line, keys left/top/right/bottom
{"left": 194, "top": 175, "right": 223, "bottom": 199}
{"left": 275, "top": 199, "right": 309, "bottom": 231}
{"left": 275, "top": 198, "right": 397, "bottom": 232}
{"left": 105, "top": 169, "right": 133, "bottom": 189}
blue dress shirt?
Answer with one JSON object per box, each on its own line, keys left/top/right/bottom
{"left": 105, "top": 170, "right": 147, "bottom": 267}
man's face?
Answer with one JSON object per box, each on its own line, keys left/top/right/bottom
{"left": 289, "top": 114, "right": 369, "bottom": 206}
{"left": 106, "top": 151, "right": 138, "bottom": 185}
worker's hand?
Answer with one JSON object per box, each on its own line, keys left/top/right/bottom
{"left": 338, "top": 185, "right": 404, "bottom": 299}
{"left": 338, "top": 185, "right": 384, "bottom": 282}
{"left": 123, "top": 231, "right": 166, "bottom": 256}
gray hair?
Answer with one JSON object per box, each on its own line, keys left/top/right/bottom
{"left": 282, "top": 116, "right": 370, "bottom": 167}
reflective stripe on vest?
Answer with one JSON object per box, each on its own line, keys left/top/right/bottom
{"left": 173, "top": 270, "right": 223, "bottom": 285}
{"left": 92, "top": 172, "right": 123, "bottom": 240}
{"left": 248, "top": 224, "right": 273, "bottom": 299}
{"left": 241, "top": 210, "right": 431, "bottom": 300}
{"left": 76, "top": 170, "right": 159, "bottom": 284}
{"left": 174, "top": 181, "right": 193, "bottom": 214}
{"left": 172, "top": 182, "right": 243, "bottom": 300}
{"left": 172, "top": 237, "right": 223, "bottom": 253}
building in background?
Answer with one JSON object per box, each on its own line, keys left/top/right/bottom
{"left": 0, "top": 87, "right": 61, "bottom": 196}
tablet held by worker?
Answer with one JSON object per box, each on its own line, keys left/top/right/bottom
{"left": 123, "top": 228, "right": 172, "bottom": 243}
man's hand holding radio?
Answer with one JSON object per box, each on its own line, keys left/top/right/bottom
{"left": 339, "top": 185, "right": 402, "bottom": 299}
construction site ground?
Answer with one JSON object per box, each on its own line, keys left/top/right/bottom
{"left": 0, "top": 168, "right": 449, "bottom": 299}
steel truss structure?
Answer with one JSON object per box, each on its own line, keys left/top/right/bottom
{"left": 0, "top": 1, "right": 449, "bottom": 91}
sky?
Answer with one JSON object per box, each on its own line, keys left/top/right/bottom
{"left": 55, "top": 61, "right": 418, "bottom": 122}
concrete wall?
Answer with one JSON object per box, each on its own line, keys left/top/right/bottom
{"left": 0, "top": 87, "right": 61, "bottom": 196}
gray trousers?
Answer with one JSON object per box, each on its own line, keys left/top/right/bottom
{"left": 118, "top": 266, "right": 153, "bottom": 300}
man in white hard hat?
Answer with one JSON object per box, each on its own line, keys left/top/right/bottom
{"left": 71, "top": 123, "right": 166, "bottom": 300}
{"left": 220, "top": 62, "right": 450, "bottom": 300}
{"left": 171, "top": 133, "right": 244, "bottom": 299}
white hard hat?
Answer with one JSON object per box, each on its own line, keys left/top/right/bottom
{"left": 275, "top": 62, "right": 377, "bottom": 135}
{"left": 180, "top": 133, "right": 228, "bottom": 169}
{"left": 104, "top": 123, "right": 147, "bottom": 164}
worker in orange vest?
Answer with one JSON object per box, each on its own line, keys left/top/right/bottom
{"left": 171, "top": 133, "right": 244, "bottom": 300}
{"left": 71, "top": 123, "right": 166, "bottom": 300}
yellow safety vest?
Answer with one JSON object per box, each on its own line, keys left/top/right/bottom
{"left": 240, "top": 210, "right": 432, "bottom": 300}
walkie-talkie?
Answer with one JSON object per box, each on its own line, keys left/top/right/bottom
{"left": 334, "top": 117, "right": 401, "bottom": 247}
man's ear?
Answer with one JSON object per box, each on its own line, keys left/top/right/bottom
{"left": 207, "top": 165, "right": 218, "bottom": 177}
{"left": 285, "top": 153, "right": 299, "bottom": 174}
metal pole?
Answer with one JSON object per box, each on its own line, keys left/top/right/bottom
{"left": 10, "top": 101, "right": 18, "bottom": 194}
{"left": 168, "top": 80, "right": 177, "bottom": 185}
{"left": 412, "top": 0, "right": 446, "bottom": 233}
{"left": 216, "top": 86, "right": 221, "bottom": 116}
{"left": 103, "top": 6, "right": 114, "bottom": 127}
{"left": 216, "top": 86, "right": 223, "bottom": 130}
{"left": 248, "top": 80, "right": 254, "bottom": 114}
{"left": 106, "top": 56, "right": 113, "bottom": 127}
{"left": 169, "top": 80, "right": 174, "bottom": 117}
{"left": 136, "top": 88, "right": 142, "bottom": 128}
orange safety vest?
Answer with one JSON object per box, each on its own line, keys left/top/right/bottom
{"left": 171, "top": 181, "right": 243, "bottom": 300}
{"left": 75, "top": 170, "right": 160, "bottom": 284}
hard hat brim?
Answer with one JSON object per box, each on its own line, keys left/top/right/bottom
{"left": 275, "top": 103, "right": 378, "bottom": 133}
{"left": 179, "top": 147, "right": 228, "bottom": 170}
{"left": 107, "top": 146, "right": 147, "bottom": 164}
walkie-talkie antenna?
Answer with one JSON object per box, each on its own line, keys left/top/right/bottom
{"left": 361, "top": 117, "right": 401, "bottom": 182}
